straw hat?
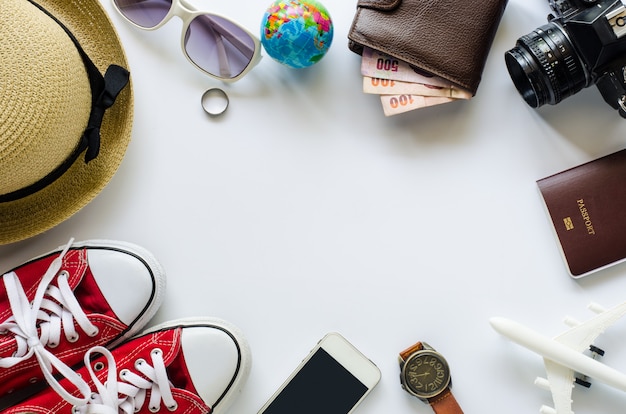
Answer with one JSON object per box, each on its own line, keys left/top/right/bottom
{"left": 0, "top": 0, "right": 133, "bottom": 244}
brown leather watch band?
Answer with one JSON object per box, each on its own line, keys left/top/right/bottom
{"left": 428, "top": 387, "right": 464, "bottom": 414}
{"left": 399, "top": 341, "right": 424, "bottom": 361}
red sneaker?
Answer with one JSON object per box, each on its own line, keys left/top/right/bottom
{"left": 0, "top": 239, "right": 166, "bottom": 405}
{"left": 3, "top": 318, "right": 251, "bottom": 414}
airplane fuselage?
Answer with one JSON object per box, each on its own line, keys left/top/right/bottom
{"left": 490, "top": 317, "right": 626, "bottom": 392}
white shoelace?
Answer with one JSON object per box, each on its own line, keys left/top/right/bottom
{"left": 0, "top": 239, "right": 176, "bottom": 413}
{"left": 0, "top": 239, "right": 98, "bottom": 406}
{"left": 73, "top": 346, "right": 177, "bottom": 414}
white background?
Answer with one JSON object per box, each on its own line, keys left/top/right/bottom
{"left": 3, "top": 0, "right": 626, "bottom": 413}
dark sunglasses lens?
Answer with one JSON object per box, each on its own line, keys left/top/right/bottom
{"left": 113, "top": 0, "right": 172, "bottom": 29}
{"left": 185, "top": 15, "right": 256, "bottom": 79}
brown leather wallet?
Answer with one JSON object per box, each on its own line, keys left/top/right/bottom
{"left": 348, "top": 0, "right": 508, "bottom": 96}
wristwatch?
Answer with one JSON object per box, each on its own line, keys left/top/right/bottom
{"left": 398, "top": 341, "right": 464, "bottom": 414}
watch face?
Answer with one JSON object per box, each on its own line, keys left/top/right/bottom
{"left": 401, "top": 350, "right": 451, "bottom": 399}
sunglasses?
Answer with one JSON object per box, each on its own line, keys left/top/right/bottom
{"left": 112, "top": 0, "right": 262, "bottom": 82}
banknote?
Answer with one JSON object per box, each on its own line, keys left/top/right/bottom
{"left": 380, "top": 94, "right": 456, "bottom": 117}
{"left": 360, "top": 47, "right": 455, "bottom": 88}
{"left": 363, "top": 76, "right": 472, "bottom": 100}
{"left": 359, "top": 46, "right": 470, "bottom": 115}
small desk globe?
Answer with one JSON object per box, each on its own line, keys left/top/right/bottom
{"left": 260, "top": 0, "right": 333, "bottom": 69}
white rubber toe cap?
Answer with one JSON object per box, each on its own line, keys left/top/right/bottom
{"left": 84, "top": 241, "right": 166, "bottom": 329}
{"left": 177, "top": 320, "right": 251, "bottom": 414}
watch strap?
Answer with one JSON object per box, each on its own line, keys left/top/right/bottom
{"left": 428, "top": 387, "right": 464, "bottom": 414}
{"left": 399, "top": 341, "right": 424, "bottom": 361}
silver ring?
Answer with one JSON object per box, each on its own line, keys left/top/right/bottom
{"left": 201, "top": 88, "right": 229, "bottom": 116}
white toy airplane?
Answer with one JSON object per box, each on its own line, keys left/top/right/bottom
{"left": 490, "top": 301, "right": 626, "bottom": 414}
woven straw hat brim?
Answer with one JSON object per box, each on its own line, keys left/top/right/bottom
{"left": 0, "top": 0, "right": 133, "bottom": 245}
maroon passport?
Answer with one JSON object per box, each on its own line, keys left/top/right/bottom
{"left": 537, "top": 149, "right": 626, "bottom": 278}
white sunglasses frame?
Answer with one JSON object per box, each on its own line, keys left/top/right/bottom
{"left": 112, "top": 0, "right": 262, "bottom": 82}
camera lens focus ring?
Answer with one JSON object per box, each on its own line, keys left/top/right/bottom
{"left": 523, "top": 32, "right": 562, "bottom": 104}
{"left": 505, "top": 22, "right": 588, "bottom": 108}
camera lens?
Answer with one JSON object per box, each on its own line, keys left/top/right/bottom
{"left": 505, "top": 22, "right": 588, "bottom": 108}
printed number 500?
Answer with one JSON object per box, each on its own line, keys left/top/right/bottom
{"left": 376, "top": 58, "right": 399, "bottom": 72}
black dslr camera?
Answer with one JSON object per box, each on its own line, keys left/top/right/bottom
{"left": 505, "top": 0, "right": 626, "bottom": 118}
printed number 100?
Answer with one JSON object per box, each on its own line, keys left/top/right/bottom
{"left": 370, "top": 78, "right": 396, "bottom": 87}
{"left": 389, "top": 95, "right": 414, "bottom": 108}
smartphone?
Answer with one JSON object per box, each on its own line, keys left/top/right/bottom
{"left": 257, "top": 332, "right": 381, "bottom": 414}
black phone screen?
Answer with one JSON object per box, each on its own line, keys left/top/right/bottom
{"left": 261, "top": 347, "right": 368, "bottom": 414}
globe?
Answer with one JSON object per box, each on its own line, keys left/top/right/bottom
{"left": 260, "top": 0, "right": 334, "bottom": 69}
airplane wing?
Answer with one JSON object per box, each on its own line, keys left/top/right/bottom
{"left": 542, "top": 359, "right": 575, "bottom": 414}
{"left": 537, "top": 301, "right": 626, "bottom": 414}
{"left": 553, "top": 301, "right": 626, "bottom": 352}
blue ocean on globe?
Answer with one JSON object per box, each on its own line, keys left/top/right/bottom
{"left": 261, "top": 0, "right": 333, "bottom": 69}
